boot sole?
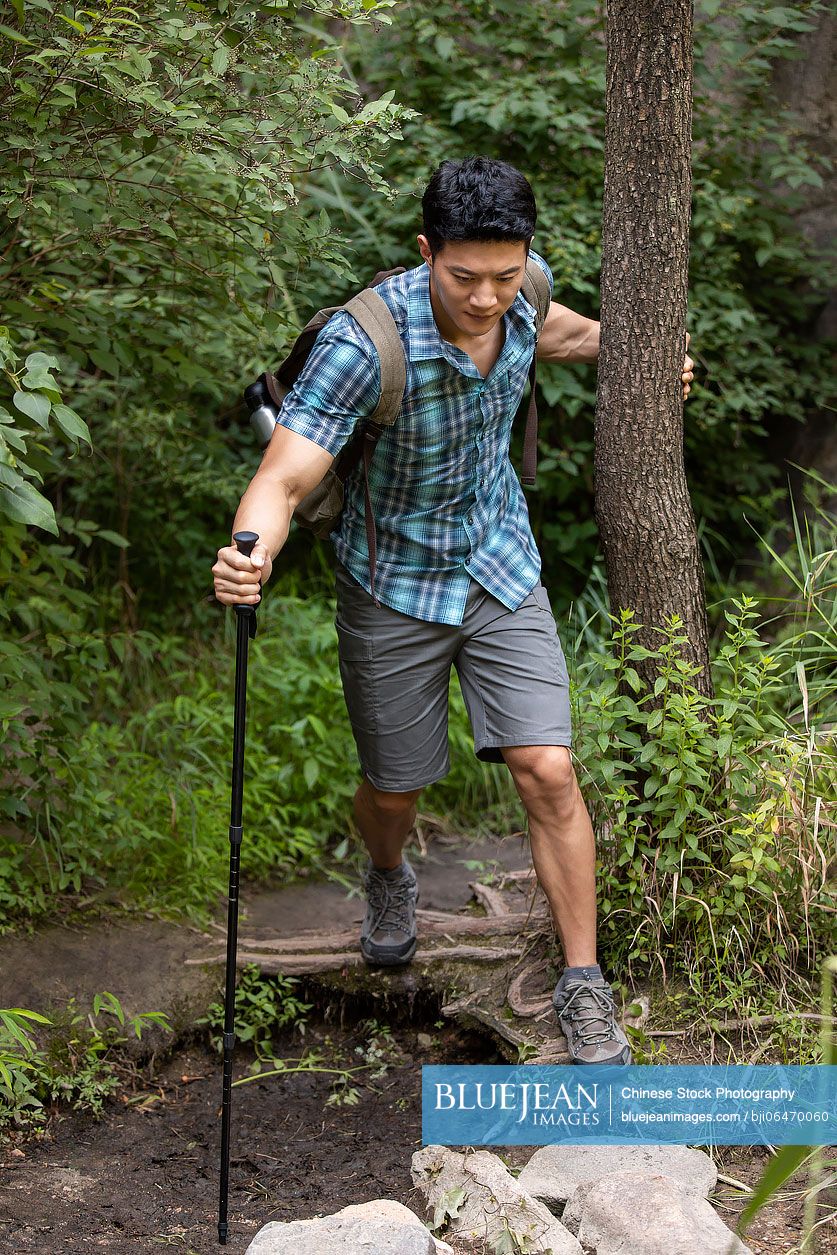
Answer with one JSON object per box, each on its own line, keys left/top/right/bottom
{"left": 359, "top": 936, "right": 418, "bottom": 967}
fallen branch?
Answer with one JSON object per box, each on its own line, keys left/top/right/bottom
{"left": 469, "top": 881, "right": 511, "bottom": 917}
{"left": 716, "top": 1173, "right": 754, "bottom": 1194}
{"left": 645, "top": 1011, "right": 835, "bottom": 1038}
{"left": 188, "top": 943, "right": 521, "bottom": 976}
{"left": 506, "top": 963, "right": 552, "bottom": 1019}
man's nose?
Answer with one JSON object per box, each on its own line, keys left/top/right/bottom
{"left": 469, "top": 285, "right": 497, "bottom": 311}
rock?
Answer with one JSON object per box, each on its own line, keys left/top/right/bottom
{"left": 561, "top": 1170, "right": 753, "bottom": 1255}
{"left": 517, "top": 1144, "right": 717, "bottom": 1208}
{"left": 411, "top": 1145, "right": 581, "bottom": 1254}
{"left": 244, "top": 1198, "right": 444, "bottom": 1255}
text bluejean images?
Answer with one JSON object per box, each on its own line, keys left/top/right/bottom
{"left": 422, "top": 1065, "right": 837, "bottom": 1146}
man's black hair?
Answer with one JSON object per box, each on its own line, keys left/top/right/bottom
{"left": 422, "top": 156, "right": 537, "bottom": 254}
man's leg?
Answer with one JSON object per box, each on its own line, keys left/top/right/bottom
{"left": 454, "top": 583, "right": 631, "bottom": 1064}
{"left": 333, "top": 561, "right": 458, "bottom": 966}
{"left": 501, "top": 745, "right": 596, "bottom": 966}
{"left": 503, "top": 742, "right": 631, "bottom": 1064}
{"left": 352, "top": 778, "right": 423, "bottom": 965}
{"left": 354, "top": 777, "right": 422, "bottom": 870}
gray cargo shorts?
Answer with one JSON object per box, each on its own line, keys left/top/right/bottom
{"left": 334, "top": 562, "right": 572, "bottom": 793}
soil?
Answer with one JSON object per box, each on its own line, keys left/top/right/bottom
{"left": 0, "top": 1017, "right": 496, "bottom": 1254}
{"left": 0, "top": 1014, "right": 826, "bottom": 1255}
{"left": 0, "top": 834, "right": 832, "bottom": 1254}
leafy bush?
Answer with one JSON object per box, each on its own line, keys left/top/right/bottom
{"left": 200, "top": 965, "right": 311, "bottom": 1059}
{"left": 0, "top": 587, "right": 516, "bottom": 924}
{"left": 0, "top": 994, "right": 170, "bottom": 1132}
{"left": 571, "top": 590, "right": 835, "bottom": 1001}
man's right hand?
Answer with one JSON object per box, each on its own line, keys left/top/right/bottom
{"left": 212, "top": 541, "right": 273, "bottom": 606}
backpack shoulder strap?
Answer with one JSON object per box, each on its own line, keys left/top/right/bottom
{"left": 342, "top": 289, "right": 406, "bottom": 428}
{"left": 520, "top": 256, "right": 551, "bottom": 337}
{"left": 517, "top": 258, "right": 551, "bottom": 488}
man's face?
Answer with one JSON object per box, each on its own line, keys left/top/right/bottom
{"left": 417, "top": 236, "right": 529, "bottom": 340}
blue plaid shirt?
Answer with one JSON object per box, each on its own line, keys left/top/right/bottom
{"left": 277, "top": 253, "right": 553, "bottom": 625}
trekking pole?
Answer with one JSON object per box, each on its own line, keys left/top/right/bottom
{"left": 218, "top": 529, "right": 260, "bottom": 1246}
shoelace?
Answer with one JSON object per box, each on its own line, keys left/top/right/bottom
{"left": 557, "top": 981, "right": 618, "bottom": 1046}
{"left": 365, "top": 871, "right": 416, "bottom": 936}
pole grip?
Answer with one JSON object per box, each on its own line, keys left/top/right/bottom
{"left": 232, "top": 531, "right": 260, "bottom": 617}
{"left": 233, "top": 530, "right": 259, "bottom": 558}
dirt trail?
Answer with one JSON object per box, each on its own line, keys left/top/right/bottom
{"left": 1, "top": 832, "right": 530, "bottom": 1254}
{"left": 1, "top": 832, "right": 530, "bottom": 1038}
{"left": 0, "top": 833, "right": 819, "bottom": 1254}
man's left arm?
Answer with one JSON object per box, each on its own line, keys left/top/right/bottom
{"left": 536, "top": 302, "right": 695, "bottom": 399}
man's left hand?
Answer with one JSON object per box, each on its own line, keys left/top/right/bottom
{"left": 682, "top": 332, "right": 695, "bottom": 401}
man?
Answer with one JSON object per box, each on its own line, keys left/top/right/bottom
{"left": 212, "top": 157, "right": 695, "bottom": 1066}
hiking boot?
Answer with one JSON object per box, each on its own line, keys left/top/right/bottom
{"left": 360, "top": 858, "right": 419, "bottom": 966}
{"left": 552, "top": 971, "right": 633, "bottom": 1065}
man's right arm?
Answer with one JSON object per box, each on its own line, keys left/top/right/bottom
{"left": 211, "top": 424, "right": 333, "bottom": 606}
{"left": 212, "top": 311, "right": 382, "bottom": 606}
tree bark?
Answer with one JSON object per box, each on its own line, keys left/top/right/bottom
{"left": 597, "top": 0, "right": 713, "bottom": 697}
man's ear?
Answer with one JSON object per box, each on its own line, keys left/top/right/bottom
{"left": 417, "top": 234, "right": 434, "bottom": 267}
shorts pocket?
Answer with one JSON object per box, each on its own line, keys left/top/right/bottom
{"left": 529, "top": 585, "right": 569, "bottom": 684}
{"left": 335, "top": 620, "right": 373, "bottom": 661}
{"left": 531, "top": 583, "right": 554, "bottom": 614}
{"left": 336, "top": 621, "right": 377, "bottom": 737}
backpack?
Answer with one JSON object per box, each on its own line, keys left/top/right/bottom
{"left": 243, "top": 258, "right": 552, "bottom": 603}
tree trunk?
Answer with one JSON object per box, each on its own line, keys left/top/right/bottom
{"left": 597, "top": 0, "right": 712, "bottom": 697}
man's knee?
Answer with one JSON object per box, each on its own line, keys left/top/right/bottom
{"left": 357, "top": 778, "right": 422, "bottom": 820}
{"left": 503, "top": 745, "right": 576, "bottom": 805}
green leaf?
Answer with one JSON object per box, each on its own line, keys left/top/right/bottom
{"left": 211, "top": 45, "right": 229, "bottom": 75}
{"left": 3, "top": 1008, "right": 51, "bottom": 1025}
{"left": 738, "top": 1145, "right": 813, "bottom": 1233}
{"left": 0, "top": 479, "right": 58, "bottom": 533}
{"left": 0, "top": 22, "right": 34, "bottom": 44}
{"left": 623, "top": 666, "right": 642, "bottom": 693}
{"left": 88, "top": 349, "right": 120, "bottom": 376}
{"left": 56, "top": 14, "right": 87, "bottom": 33}
{"left": 96, "top": 529, "right": 129, "bottom": 548}
{"left": 24, "top": 352, "right": 60, "bottom": 373}
{"left": 52, "top": 404, "right": 91, "bottom": 445}
{"left": 303, "top": 758, "right": 319, "bottom": 788}
{"left": 12, "top": 390, "right": 51, "bottom": 427}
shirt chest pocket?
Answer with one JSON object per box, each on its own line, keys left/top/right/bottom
{"left": 396, "top": 364, "right": 472, "bottom": 456}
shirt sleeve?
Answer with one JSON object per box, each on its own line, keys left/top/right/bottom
{"left": 276, "top": 310, "right": 382, "bottom": 458}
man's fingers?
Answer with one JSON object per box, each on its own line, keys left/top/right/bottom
{"left": 215, "top": 575, "right": 261, "bottom": 593}
{"left": 250, "top": 542, "right": 270, "bottom": 569}
{"left": 214, "top": 579, "right": 261, "bottom": 599}
{"left": 216, "top": 591, "right": 261, "bottom": 606}
{"left": 214, "top": 564, "right": 260, "bottom": 586}
{"left": 215, "top": 546, "right": 258, "bottom": 573}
